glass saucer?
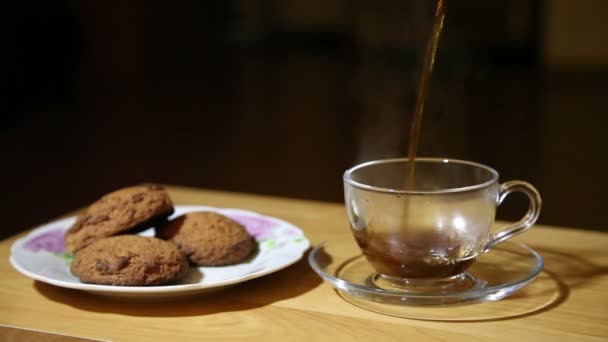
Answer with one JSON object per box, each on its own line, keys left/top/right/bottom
{"left": 308, "top": 238, "right": 543, "bottom": 311}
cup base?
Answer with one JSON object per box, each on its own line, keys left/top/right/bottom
{"left": 372, "top": 272, "right": 480, "bottom": 294}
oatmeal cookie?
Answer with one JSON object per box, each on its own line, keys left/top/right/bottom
{"left": 157, "top": 212, "right": 255, "bottom": 266}
{"left": 65, "top": 184, "right": 174, "bottom": 253}
{"left": 70, "top": 235, "right": 189, "bottom": 286}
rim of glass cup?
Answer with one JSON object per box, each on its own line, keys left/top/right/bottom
{"left": 343, "top": 158, "right": 499, "bottom": 195}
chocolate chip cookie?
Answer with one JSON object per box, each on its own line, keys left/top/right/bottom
{"left": 65, "top": 184, "right": 174, "bottom": 253}
{"left": 70, "top": 235, "right": 189, "bottom": 286}
{"left": 157, "top": 212, "right": 255, "bottom": 266}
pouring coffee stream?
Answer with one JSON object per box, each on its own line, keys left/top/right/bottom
{"left": 376, "top": 0, "right": 482, "bottom": 283}
{"left": 405, "top": 0, "right": 447, "bottom": 188}
{"left": 399, "top": 0, "right": 449, "bottom": 261}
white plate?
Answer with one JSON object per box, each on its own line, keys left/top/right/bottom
{"left": 10, "top": 205, "right": 310, "bottom": 298}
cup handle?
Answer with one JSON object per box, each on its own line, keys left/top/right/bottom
{"left": 485, "top": 180, "right": 542, "bottom": 251}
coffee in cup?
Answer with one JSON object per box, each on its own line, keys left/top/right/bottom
{"left": 343, "top": 158, "right": 541, "bottom": 292}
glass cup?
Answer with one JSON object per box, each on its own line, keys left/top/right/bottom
{"left": 343, "top": 158, "right": 542, "bottom": 293}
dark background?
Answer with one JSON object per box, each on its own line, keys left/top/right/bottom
{"left": 2, "top": 0, "right": 607, "bottom": 239}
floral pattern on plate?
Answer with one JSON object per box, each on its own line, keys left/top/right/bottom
{"left": 23, "top": 229, "right": 65, "bottom": 253}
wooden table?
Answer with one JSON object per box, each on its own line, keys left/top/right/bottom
{"left": 1, "top": 186, "right": 607, "bottom": 341}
